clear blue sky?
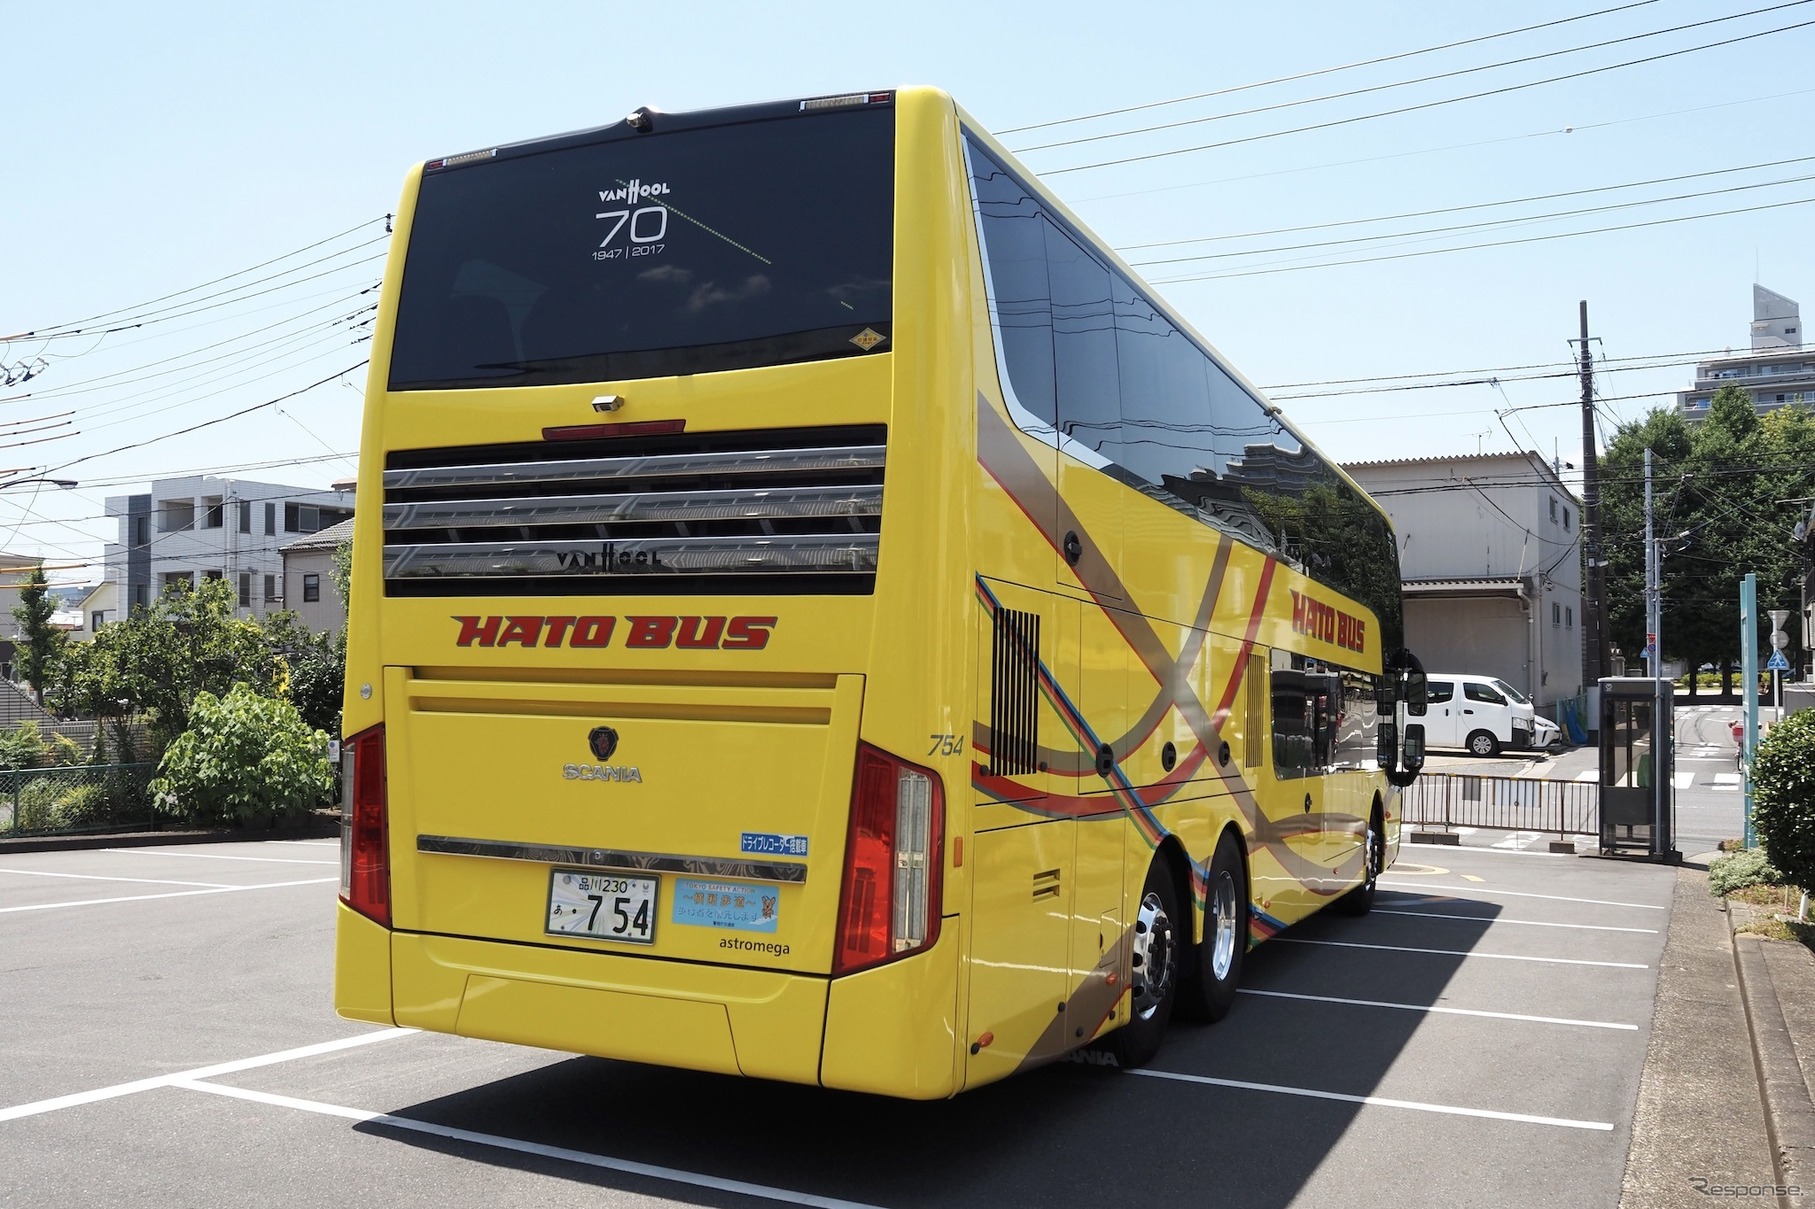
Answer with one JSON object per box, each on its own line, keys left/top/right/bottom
{"left": 4, "top": 0, "right": 1811, "bottom": 583}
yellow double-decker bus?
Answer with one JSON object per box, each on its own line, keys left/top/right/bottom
{"left": 335, "top": 87, "right": 1426, "bottom": 1099}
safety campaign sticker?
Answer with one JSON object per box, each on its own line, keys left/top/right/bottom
{"left": 672, "top": 877, "right": 780, "bottom": 933}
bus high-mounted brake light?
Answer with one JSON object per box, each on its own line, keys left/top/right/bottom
{"left": 834, "top": 744, "right": 943, "bottom": 976}
{"left": 339, "top": 725, "right": 390, "bottom": 928}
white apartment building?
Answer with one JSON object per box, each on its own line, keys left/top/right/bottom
{"left": 103, "top": 476, "right": 354, "bottom": 618}
{"left": 1677, "top": 285, "right": 1815, "bottom": 420}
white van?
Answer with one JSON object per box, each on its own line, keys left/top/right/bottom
{"left": 1420, "top": 674, "right": 1560, "bottom": 756}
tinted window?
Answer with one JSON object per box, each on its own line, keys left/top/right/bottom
{"left": 1045, "top": 222, "right": 1119, "bottom": 466}
{"left": 1115, "top": 280, "right": 1213, "bottom": 489}
{"left": 1464, "top": 681, "right": 1506, "bottom": 705}
{"left": 391, "top": 107, "right": 895, "bottom": 389}
{"left": 1426, "top": 681, "right": 1455, "bottom": 703}
{"left": 968, "top": 143, "right": 1055, "bottom": 435}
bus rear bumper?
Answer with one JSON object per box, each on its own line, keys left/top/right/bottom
{"left": 388, "top": 932, "right": 830, "bottom": 1086}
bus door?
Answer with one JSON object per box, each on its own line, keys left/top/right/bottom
{"left": 1258, "top": 657, "right": 1334, "bottom": 919}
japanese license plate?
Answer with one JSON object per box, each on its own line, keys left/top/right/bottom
{"left": 546, "top": 869, "right": 657, "bottom": 944}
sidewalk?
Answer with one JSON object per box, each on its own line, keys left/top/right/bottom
{"left": 1621, "top": 855, "right": 1815, "bottom": 1206}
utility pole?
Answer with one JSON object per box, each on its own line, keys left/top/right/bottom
{"left": 1576, "top": 301, "right": 1611, "bottom": 687}
{"left": 1645, "top": 448, "right": 1660, "bottom": 678}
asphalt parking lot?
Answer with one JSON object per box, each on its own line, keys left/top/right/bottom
{"left": 0, "top": 838, "right": 1676, "bottom": 1208}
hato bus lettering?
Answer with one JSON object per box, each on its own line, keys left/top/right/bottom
{"left": 1290, "top": 589, "right": 1366, "bottom": 654}
{"left": 453, "top": 615, "right": 776, "bottom": 650}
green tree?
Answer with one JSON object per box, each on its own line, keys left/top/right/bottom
{"left": 1599, "top": 388, "right": 1813, "bottom": 695}
{"left": 259, "top": 610, "right": 345, "bottom": 735}
{"left": 1751, "top": 708, "right": 1815, "bottom": 892}
{"left": 51, "top": 578, "right": 280, "bottom": 748}
{"left": 11, "top": 565, "right": 66, "bottom": 707}
{"left": 150, "top": 682, "right": 334, "bottom": 826}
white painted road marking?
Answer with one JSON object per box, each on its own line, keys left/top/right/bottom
{"left": 1490, "top": 832, "right": 1541, "bottom": 850}
{"left": 1374, "top": 908, "right": 1658, "bottom": 935}
{"left": 1380, "top": 883, "right": 1667, "bottom": 910}
{"left": 0, "top": 877, "right": 336, "bottom": 915}
{"left": 103, "top": 848, "right": 339, "bottom": 866}
{"left": 0, "top": 867, "right": 236, "bottom": 890}
{"left": 173, "top": 1080, "right": 887, "bottom": 1209}
{"left": 0, "top": 1029, "right": 414, "bottom": 1123}
{"left": 1131, "top": 1067, "right": 1614, "bottom": 1130}
{"left": 1238, "top": 988, "right": 1639, "bottom": 1030}
{"left": 1273, "top": 936, "right": 1648, "bottom": 969}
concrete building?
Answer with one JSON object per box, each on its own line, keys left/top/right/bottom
{"left": 1677, "top": 285, "right": 1815, "bottom": 420}
{"left": 279, "top": 517, "right": 354, "bottom": 634}
{"left": 1344, "top": 452, "right": 1584, "bottom": 712}
{"left": 0, "top": 553, "right": 45, "bottom": 679}
{"left": 103, "top": 477, "right": 354, "bottom": 619}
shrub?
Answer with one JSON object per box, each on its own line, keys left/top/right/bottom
{"left": 0, "top": 722, "right": 50, "bottom": 770}
{"left": 1709, "top": 846, "right": 1787, "bottom": 897}
{"left": 54, "top": 782, "right": 108, "bottom": 829}
{"left": 1751, "top": 709, "right": 1815, "bottom": 893}
{"left": 151, "top": 683, "right": 334, "bottom": 827}
{"left": 12, "top": 778, "right": 61, "bottom": 832}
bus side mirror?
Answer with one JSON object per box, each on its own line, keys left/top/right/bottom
{"left": 1386, "top": 723, "right": 1425, "bottom": 788}
{"left": 1405, "top": 669, "right": 1428, "bottom": 716}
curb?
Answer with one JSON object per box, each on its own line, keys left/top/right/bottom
{"left": 0, "top": 816, "right": 338, "bottom": 855}
{"left": 1730, "top": 908, "right": 1815, "bottom": 1200}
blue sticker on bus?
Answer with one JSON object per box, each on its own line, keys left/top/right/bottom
{"left": 672, "top": 877, "right": 780, "bottom": 933}
{"left": 740, "top": 831, "right": 808, "bottom": 858}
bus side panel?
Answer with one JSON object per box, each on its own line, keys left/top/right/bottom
{"left": 334, "top": 902, "right": 394, "bottom": 1025}
{"left": 821, "top": 925, "right": 961, "bottom": 1099}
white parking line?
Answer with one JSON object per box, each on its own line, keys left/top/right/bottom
{"left": 1272, "top": 937, "right": 1648, "bottom": 969}
{"left": 1374, "top": 908, "right": 1658, "bottom": 935}
{"left": 1238, "top": 988, "right": 1638, "bottom": 1030}
{"left": 0, "top": 1028, "right": 413, "bottom": 1123}
{"left": 1380, "top": 883, "right": 1667, "bottom": 910}
{"left": 1130, "top": 1067, "right": 1613, "bottom": 1130}
{"left": 173, "top": 1080, "right": 884, "bottom": 1209}
{"left": 103, "top": 848, "right": 338, "bottom": 866}
{"left": 0, "top": 877, "right": 336, "bottom": 915}
{"left": 0, "top": 867, "right": 237, "bottom": 890}
{"left": 1490, "top": 832, "right": 1541, "bottom": 850}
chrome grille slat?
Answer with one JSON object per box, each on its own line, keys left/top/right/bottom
{"left": 384, "top": 484, "right": 883, "bottom": 530}
{"left": 385, "top": 534, "right": 881, "bottom": 579}
{"left": 383, "top": 444, "right": 886, "bottom": 492}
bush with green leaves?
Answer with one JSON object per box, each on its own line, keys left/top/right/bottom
{"left": 1708, "top": 846, "right": 1787, "bottom": 897}
{"left": 0, "top": 721, "right": 50, "bottom": 770}
{"left": 12, "top": 779, "right": 61, "bottom": 832}
{"left": 54, "top": 782, "right": 108, "bottom": 829}
{"left": 1751, "top": 708, "right": 1815, "bottom": 893}
{"left": 151, "top": 683, "right": 335, "bottom": 827}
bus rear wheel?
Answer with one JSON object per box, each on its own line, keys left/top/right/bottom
{"left": 1178, "top": 832, "right": 1246, "bottom": 1022}
{"left": 1104, "top": 859, "right": 1181, "bottom": 1068}
{"left": 1333, "top": 806, "right": 1384, "bottom": 916}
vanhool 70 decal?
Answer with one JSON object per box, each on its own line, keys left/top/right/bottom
{"left": 595, "top": 178, "right": 671, "bottom": 263}
{"left": 454, "top": 615, "right": 776, "bottom": 650}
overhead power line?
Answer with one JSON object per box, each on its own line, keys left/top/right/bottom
{"left": 1043, "top": 15, "right": 1815, "bottom": 175}
{"left": 1015, "top": 1, "right": 1808, "bottom": 155}
{"left": 998, "top": 0, "right": 1664, "bottom": 136}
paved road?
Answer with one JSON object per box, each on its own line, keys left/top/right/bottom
{"left": 0, "top": 837, "right": 1676, "bottom": 1208}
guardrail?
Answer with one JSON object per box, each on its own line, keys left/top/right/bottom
{"left": 0, "top": 764, "right": 158, "bottom": 837}
{"left": 1401, "top": 771, "right": 1597, "bottom": 838}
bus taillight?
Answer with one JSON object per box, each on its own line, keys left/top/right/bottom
{"left": 834, "top": 744, "right": 943, "bottom": 975}
{"left": 339, "top": 725, "right": 390, "bottom": 928}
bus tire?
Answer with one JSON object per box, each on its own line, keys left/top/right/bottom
{"left": 1466, "top": 729, "right": 1501, "bottom": 757}
{"left": 1178, "top": 832, "right": 1246, "bottom": 1023}
{"left": 1105, "top": 858, "right": 1183, "bottom": 1068}
{"left": 1333, "top": 804, "right": 1384, "bottom": 917}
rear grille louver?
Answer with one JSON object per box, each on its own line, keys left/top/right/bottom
{"left": 382, "top": 426, "right": 884, "bottom": 596}
{"left": 988, "top": 607, "right": 1040, "bottom": 777}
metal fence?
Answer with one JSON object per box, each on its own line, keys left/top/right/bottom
{"left": 0, "top": 764, "right": 158, "bottom": 837}
{"left": 1401, "top": 772, "right": 1598, "bottom": 838}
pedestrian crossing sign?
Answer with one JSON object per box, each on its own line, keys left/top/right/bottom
{"left": 1767, "top": 649, "right": 1791, "bottom": 672}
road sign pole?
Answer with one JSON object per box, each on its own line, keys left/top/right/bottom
{"left": 1743, "top": 573, "right": 1758, "bottom": 849}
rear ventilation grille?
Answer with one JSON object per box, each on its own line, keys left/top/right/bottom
{"left": 381, "top": 425, "right": 884, "bottom": 597}
{"left": 988, "top": 607, "right": 1040, "bottom": 777}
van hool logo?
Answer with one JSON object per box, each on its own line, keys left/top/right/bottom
{"left": 597, "top": 179, "right": 670, "bottom": 204}
{"left": 454, "top": 614, "right": 776, "bottom": 650}
{"left": 555, "top": 542, "right": 664, "bottom": 572}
